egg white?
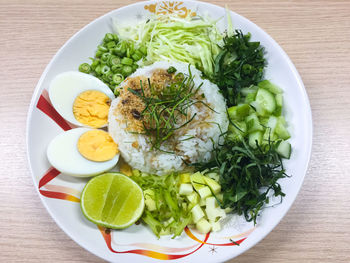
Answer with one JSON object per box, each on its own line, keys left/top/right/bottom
{"left": 49, "top": 71, "right": 115, "bottom": 127}
{"left": 47, "top": 127, "right": 119, "bottom": 177}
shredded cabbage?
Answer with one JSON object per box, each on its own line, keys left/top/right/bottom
{"left": 113, "top": 14, "right": 223, "bottom": 77}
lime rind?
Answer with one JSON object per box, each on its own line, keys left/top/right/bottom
{"left": 81, "top": 172, "right": 145, "bottom": 229}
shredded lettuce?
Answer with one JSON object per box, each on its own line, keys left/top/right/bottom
{"left": 113, "top": 14, "right": 223, "bottom": 77}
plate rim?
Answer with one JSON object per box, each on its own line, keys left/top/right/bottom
{"left": 26, "top": 0, "right": 313, "bottom": 262}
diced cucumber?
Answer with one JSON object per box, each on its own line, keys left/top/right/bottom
{"left": 179, "top": 173, "right": 191, "bottom": 184}
{"left": 203, "top": 176, "right": 221, "bottom": 194}
{"left": 276, "top": 93, "right": 283, "bottom": 107}
{"left": 244, "top": 91, "right": 257, "bottom": 104}
{"left": 227, "top": 104, "right": 251, "bottom": 121}
{"left": 255, "top": 88, "right": 276, "bottom": 115}
{"left": 205, "top": 206, "right": 218, "bottom": 221}
{"left": 249, "top": 131, "right": 263, "bottom": 148}
{"left": 262, "top": 116, "right": 278, "bottom": 142}
{"left": 275, "top": 121, "right": 291, "bottom": 140}
{"left": 227, "top": 122, "right": 247, "bottom": 142}
{"left": 258, "top": 80, "right": 282, "bottom": 94}
{"left": 205, "top": 196, "right": 217, "bottom": 208}
{"left": 246, "top": 113, "right": 263, "bottom": 133}
{"left": 276, "top": 140, "right": 292, "bottom": 159}
{"left": 205, "top": 172, "right": 219, "bottom": 182}
{"left": 217, "top": 193, "right": 224, "bottom": 202}
{"left": 274, "top": 93, "right": 283, "bottom": 116}
{"left": 196, "top": 218, "right": 211, "bottom": 234}
{"left": 199, "top": 197, "right": 206, "bottom": 207}
{"left": 191, "top": 204, "right": 205, "bottom": 223}
{"left": 224, "top": 207, "right": 233, "bottom": 213}
{"left": 186, "top": 192, "right": 200, "bottom": 204}
{"left": 190, "top": 172, "right": 205, "bottom": 191}
{"left": 179, "top": 183, "right": 193, "bottom": 195}
{"left": 198, "top": 186, "right": 212, "bottom": 199}
{"left": 228, "top": 122, "right": 247, "bottom": 134}
{"left": 211, "top": 220, "right": 221, "bottom": 232}
{"left": 240, "top": 85, "right": 258, "bottom": 96}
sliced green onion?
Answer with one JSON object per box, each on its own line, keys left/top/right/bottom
{"left": 101, "top": 52, "right": 110, "bottom": 62}
{"left": 101, "top": 65, "right": 110, "bottom": 74}
{"left": 113, "top": 41, "right": 127, "bottom": 57}
{"left": 79, "top": 63, "right": 91, "bottom": 74}
{"left": 106, "top": 41, "right": 116, "bottom": 50}
{"left": 104, "top": 33, "right": 114, "bottom": 43}
{"left": 132, "top": 64, "right": 139, "bottom": 72}
{"left": 90, "top": 59, "right": 100, "bottom": 70}
{"left": 98, "top": 45, "right": 108, "bottom": 52}
{"left": 112, "top": 73, "right": 124, "bottom": 84}
{"left": 122, "top": 65, "right": 133, "bottom": 76}
{"left": 132, "top": 50, "right": 143, "bottom": 61}
{"left": 121, "top": 57, "right": 133, "bottom": 66}
{"left": 95, "top": 65, "right": 102, "bottom": 75}
{"left": 109, "top": 56, "right": 121, "bottom": 66}
{"left": 95, "top": 50, "right": 103, "bottom": 58}
{"left": 112, "top": 64, "right": 123, "bottom": 73}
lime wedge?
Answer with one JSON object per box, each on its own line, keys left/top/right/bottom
{"left": 81, "top": 172, "right": 144, "bottom": 229}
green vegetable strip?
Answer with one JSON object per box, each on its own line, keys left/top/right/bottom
{"left": 131, "top": 172, "right": 192, "bottom": 238}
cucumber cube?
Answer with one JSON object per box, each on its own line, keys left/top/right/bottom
{"left": 191, "top": 204, "right": 205, "bottom": 223}
{"left": 255, "top": 88, "right": 276, "bottom": 115}
{"left": 211, "top": 221, "right": 221, "bottom": 232}
{"left": 228, "top": 104, "right": 250, "bottom": 121}
{"left": 196, "top": 218, "right": 212, "bottom": 234}
{"left": 258, "top": 80, "right": 282, "bottom": 94}
{"left": 275, "top": 121, "right": 291, "bottom": 140}
{"left": 249, "top": 131, "right": 263, "bottom": 148}
{"left": 179, "top": 183, "right": 193, "bottom": 195}
{"left": 276, "top": 140, "right": 292, "bottom": 159}
{"left": 198, "top": 186, "right": 212, "bottom": 199}
{"left": 199, "top": 197, "right": 206, "bottom": 207}
{"left": 203, "top": 176, "right": 221, "bottom": 194}
{"left": 179, "top": 173, "right": 191, "bottom": 184}
{"left": 205, "top": 172, "right": 220, "bottom": 182}
{"left": 186, "top": 192, "right": 200, "bottom": 204}
{"left": 246, "top": 113, "right": 263, "bottom": 133}
{"left": 205, "top": 196, "right": 217, "bottom": 208}
{"left": 190, "top": 172, "right": 205, "bottom": 191}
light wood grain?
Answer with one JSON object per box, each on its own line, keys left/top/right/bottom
{"left": 0, "top": 0, "right": 349, "bottom": 262}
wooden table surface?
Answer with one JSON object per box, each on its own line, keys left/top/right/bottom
{"left": 1, "top": 0, "right": 350, "bottom": 262}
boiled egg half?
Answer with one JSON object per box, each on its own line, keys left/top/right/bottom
{"left": 49, "top": 71, "right": 115, "bottom": 128}
{"left": 47, "top": 128, "right": 120, "bottom": 177}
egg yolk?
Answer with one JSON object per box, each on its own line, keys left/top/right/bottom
{"left": 73, "top": 90, "right": 110, "bottom": 128}
{"left": 77, "top": 129, "right": 119, "bottom": 162}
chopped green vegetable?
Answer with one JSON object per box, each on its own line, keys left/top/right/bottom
{"left": 78, "top": 63, "right": 91, "bottom": 74}
{"left": 131, "top": 172, "right": 192, "bottom": 238}
{"left": 194, "top": 139, "right": 288, "bottom": 224}
{"left": 78, "top": 33, "right": 145, "bottom": 92}
{"left": 212, "top": 30, "right": 266, "bottom": 106}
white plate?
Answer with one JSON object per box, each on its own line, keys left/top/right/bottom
{"left": 26, "top": 1, "right": 312, "bottom": 262}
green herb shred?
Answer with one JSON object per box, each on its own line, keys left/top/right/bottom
{"left": 195, "top": 138, "right": 288, "bottom": 224}
{"left": 212, "top": 30, "right": 266, "bottom": 106}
